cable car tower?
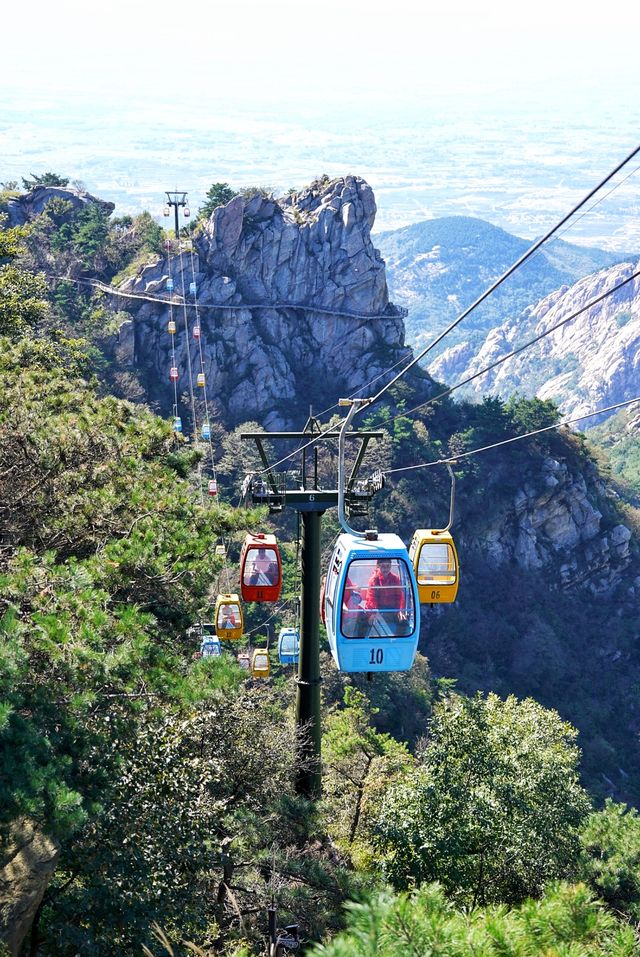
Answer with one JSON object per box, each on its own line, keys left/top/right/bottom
{"left": 241, "top": 411, "right": 384, "bottom": 799}
{"left": 164, "top": 190, "right": 190, "bottom": 239}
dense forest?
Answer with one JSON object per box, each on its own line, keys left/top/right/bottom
{"left": 1, "top": 176, "right": 640, "bottom": 956}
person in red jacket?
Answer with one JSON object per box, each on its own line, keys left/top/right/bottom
{"left": 364, "top": 557, "right": 409, "bottom": 635}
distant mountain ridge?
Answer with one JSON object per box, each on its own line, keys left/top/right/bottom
{"left": 429, "top": 259, "right": 640, "bottom": 428}
{"left": 376, "top": 216, "right": 633, "bottom": 351}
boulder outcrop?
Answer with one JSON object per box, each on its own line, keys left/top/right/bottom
{"left": 3, "top": 185, "right": 114, "bottom": 227}
{"left": 468, "top": 455, "right": 632, "bottom": 592}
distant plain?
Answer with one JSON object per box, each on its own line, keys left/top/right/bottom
{"left": 3, "top": 88, "right": 640, "bottom": 252}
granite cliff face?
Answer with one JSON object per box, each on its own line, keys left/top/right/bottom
{"left": 118, "top": 176, "right": 417, "bottom": 429}
{"left": 466, "top": 455, "right": 633, "bottom": 594}
{"left": 430, "top": 261, "right": 640, "bottom": 426}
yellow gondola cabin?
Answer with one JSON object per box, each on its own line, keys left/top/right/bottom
{"left": 214, "top": 594, "right": 243, "bottom": 640}
{"left": 408, "top": 529, "right": 459, "bottom": 604}
{"left": 251, "top": 649, "right": 270, "bottom": 678}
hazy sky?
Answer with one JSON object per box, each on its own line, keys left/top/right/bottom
{"left": 5, "top": 0, "right": 640, "bottom": 110}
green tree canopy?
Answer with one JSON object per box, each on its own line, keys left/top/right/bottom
{"left": 21, "top": 172, "right": 70, "bottom": 190}
{"left": 322, "top": 687, "right": 414, "bottom": 867}
{"left": 198, "top": 183, "right": 238, "bottom": 221}
{"left": 310, "top": 882, "right": 637, "bottom": 957}
{"left": 0, "top": 334, "right": 250, "bottom": 839}
{"left": 578, "top": 799, "right": 640, "bottom": 922}
{"left": 372, "top": 693, "right": 591, "bottom": 906}
{"left": 0, "top": 223, "right": 48, "bottom": 337}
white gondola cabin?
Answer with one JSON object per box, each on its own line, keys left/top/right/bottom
{"left": 208, "top": 479, "right": 218, "bottom": 497}
{"left": 278, "top": 628, "right": 300, "bottom": 666}
{"left": 214, "top": 594, "right": 243, "bottom": 640}
{"left": 169, "top": 366, "right": 179, "bottom": 383}
{"left": 324, "top": 532, "right": 420, "bottom": 673}
{"left": 237, "top": 652, "right": 251, "bottom": 671}
{"left": 173, "top": 416, "right": 183, "bottom": 433}
{"left": 408, "top": 530, "right": 459, "bottom": 604}
{"left": 239, "top": 533, "right": 282, "bottom": 603}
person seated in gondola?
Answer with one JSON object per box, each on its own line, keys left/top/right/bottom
{"left": 364, "top": 557, "right": 410, "bottom": 636}
{"left": 218, "top": 604, "right": 238, "bottom": 629}
{"left": 248, "top": 548, "right": 277, "bottom": 586}
{"left": 342, "top": 576, "right": 367, "bottom": 638}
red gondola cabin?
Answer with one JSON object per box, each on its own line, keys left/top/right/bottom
{"left": 239, "top": 533, "right": 282, "bottom": 603}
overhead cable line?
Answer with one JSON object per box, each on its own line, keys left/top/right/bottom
{"left": 383, "top": 395, "right": 640, "bottom": 476}
{"left": 171, "top": 243, "right": 202, "bottom": 505}
{"left": 166, "top": 245, "right": 180, "bottom": 430}
{"left": 550, "top": 160, "right": 640, "bottom": 247}
{"left": 361, "top": 141, "right": 640, "bottom": 411}
{"left": 386, "top": 265, "right": 640, "bottom": 425}
{"left": 188, "top": 243, "right": 219, "bottom": 491}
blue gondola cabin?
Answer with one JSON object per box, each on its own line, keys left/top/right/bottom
{"left": 324, "top": 532, "right": 420, "bottom": 673}
{"left": 200, "top": 636, "right": 222, "bottom": 657}
{"left": 278, "top": 628, "right": 300, "bottom": 665}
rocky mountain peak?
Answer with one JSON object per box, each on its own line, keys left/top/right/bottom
{"left": 118, "top": 176, "right": 422, "bottom": 430}
{"left": 197, "top": 174, "right": 387, "bottom": 314}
